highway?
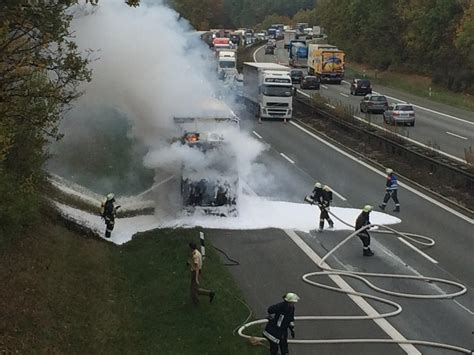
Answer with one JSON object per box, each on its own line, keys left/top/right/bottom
{"left": 202, "top": 43, "right": 474, "bottom": 354}
{"left": 207, "top": 111, "right": 473, "bottom": 354}
{"left": 254, "top": 41, "right": 474, "bottom": 164}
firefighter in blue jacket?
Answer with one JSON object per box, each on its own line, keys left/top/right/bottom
{"left": 263, "top": 292, "right": 299, "bottom": 355}
{"left": 379, "top": 168, "right": 400, "bottom": 212}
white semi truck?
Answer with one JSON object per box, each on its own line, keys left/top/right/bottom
{"left": 217, "top": 50, "right": 237, "bottom": 79}
{"left": 242, "top": 62, "right": 293, "bottom": 120}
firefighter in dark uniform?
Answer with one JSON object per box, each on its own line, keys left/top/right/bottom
{"left": 101, "top": 193, "right": 120, "bottom": 239}
{"left": 263, "top": 292, "right": 299, "bottom": 355}
{"left": 356, "top": 205, "right": 374, "bottom": 256}
{"left": 379, "top": 168, "right": 400, "bottom": 212}
{"left": 318, "top": 185, "right": 335, "bottom": 232}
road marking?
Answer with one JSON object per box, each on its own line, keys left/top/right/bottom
{"left": 252, "top": 130, "right": 263, "bottom": 139}
{"left": 289, "top": 120, "right": 474, "bottom": 224}
{"left": 285, "top": 229, "right": 420, "bottom": 355}
{"left": 321, "top": 85, "right": 328, "bottom": 89}
{"left": 453, "top": 300, "right": 474, "bottom": 315}
{"left": 297, "top": 90, "right": 311, "bottom": 98}
{"left": 325, "top": 103, "right": 336, "bottom": 109}
{"left": 446, "top": 131, "right": 468, "bottom": 140}
{"left": 280, "top": 152, "right": 295, "bottom": 164}
{"left": 330, "top": 189, "right": 347, "bottom": 201}
{"left": 253, "top": 44, "right": 266, "bottom": 63}
{"left": 342, "top": 80, "right": 350, "bottom": 85}
{"left": 397, "top": 237, "right": 438, "bottom": 264}
{"left": 340, "top": 93, "right": 349, "bottom": 98}
{"left": 352, "top": 115, "right": 467, "bottom": 164}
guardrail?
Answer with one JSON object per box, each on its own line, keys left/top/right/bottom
{"left": 293, "top": 94, "right": 474, "bottom": 214}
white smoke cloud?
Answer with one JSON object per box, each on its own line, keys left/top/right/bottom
{"left": 61, "top": 0, "right": 268, "bottom": 214}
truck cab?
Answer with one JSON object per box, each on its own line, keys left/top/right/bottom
{"left": 217, "top": 50, "right": 237, "bottom": 79}
{"left": 259, "top": 70, "right": 293, "bottom": 119}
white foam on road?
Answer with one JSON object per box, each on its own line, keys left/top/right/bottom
{"left": 54, "top": 195, "right": 400, "bottom": 245}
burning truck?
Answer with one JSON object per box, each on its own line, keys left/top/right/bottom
{"left": 174, "top": 99, "right": 240, "bottom": 217}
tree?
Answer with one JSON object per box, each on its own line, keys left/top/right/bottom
{"left": 0, "top": 1, "right": 91, "bottom": 237}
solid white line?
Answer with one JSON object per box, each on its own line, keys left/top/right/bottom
{"left": 280, "top": 152, "right": 295, "bottom": 164}
{"left": 342, "top": 80, "right": 350, "bottom": 85}
{"left": 352, "top": 115, "right": 467, "bottom": 164}
{"left": 397, "top": 237, "right": 438, "bottom": 264}
{"left": 253, "top": 44, "right": 266, "bottom": 63}
{"left": 325, "top": 103, "right": 336, "bottom": 109}
{"left": 321, "top": 85, "right": 329, "bottom": 89}
{"left": 340, "top": 93, "right": 349, "bottom": 98}
{"left": 289, "top": 120, "right": 474, "bottom": 224}
{"left": 252, "top": 130, "right": 263, "bottom": 139}
{"left": 446, "top": 131, "right": 468, "bottom": 140}
{"left": 285, "top": 229, "right": 420, "bottom": 355}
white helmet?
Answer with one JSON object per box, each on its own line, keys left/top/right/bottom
{"left": 106, "top": 193, "right": 115, "bottom": 201}
{"left": 323, "top": 185, "right": 331, "bottom": 192}
{"left": 283, "top": 292, "right": 300, "bottom": 303}
{"left": 314, "top": 182, "right": 322, "bottom": 188}
{"left": 386, "top": 168, "right": 393, "bottom": 174}
{"left": 363, "top": 205, "right": 373, "bottom": 213}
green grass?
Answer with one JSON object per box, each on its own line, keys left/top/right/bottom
{"left": 345, "top": 64, "right": 474, "bottom": 112}
{"left": 0, "top": 214, "right": 263, "bottom": 354}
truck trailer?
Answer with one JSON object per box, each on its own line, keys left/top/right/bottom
{"left": 242, "top": 62, "right": 293, "bottom": 120}
{"left": 174, "top": 99, "right": 240, "bottom": 217}
{"left": 288, "top": 40, "right": 308, "bottom": 68}
{"left": 307, "top": 43, "right": 345, "bottom": 84}
{"left": 283, "top": 30, "right": 296, "bottom": 49}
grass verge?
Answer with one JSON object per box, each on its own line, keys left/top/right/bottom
{"left": 345, "top": 63, "right": 474, "bottom": 112}
{"left": 0, "top": 213, "right": 263, "bottom": 354}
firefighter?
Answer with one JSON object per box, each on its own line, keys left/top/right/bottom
{"left": 101, "top": 193, "right": 120, "bottom": 239}
{"left": 356, "top": 205, "right": 374, "bottom": 256}
{"left": 318, "top": 185, "right": 334, "bottom": 232}
{"left": 379, "top": 168, "right": 400, "bottom": 212}
{"left": 262, "top": 292, "right": 299, "bottom": 355}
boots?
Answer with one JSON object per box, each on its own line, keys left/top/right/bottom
{"left": 378, "top": 204, "right": 386, "bottom": 211}
{"left": 363, "top": 248, "right": 374, "bottom": 256}
{"left": 393, "top": 206, "right": 400, "bottom": 212}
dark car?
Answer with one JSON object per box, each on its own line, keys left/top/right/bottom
{"left": 350, "top": 79, "right": 372, "bottom": 95}
{"left": 360, "top": 94, "right": 388, "bottom": 113}
{"left": 290, "top": 69, "right": 304, "bottom": 84}
{"left": 264, "top": 45, "right": 275, "bottom": 55}
{"left": 300, "top": 75, "right": 320, "bottom": 90}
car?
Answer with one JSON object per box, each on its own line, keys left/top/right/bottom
{"left": 383, "top": 103, "right": 416, "bottom": 126}
{"left": 290, "top": 69, "right": 304, "bottom": 84}
{"left": 300, "top": 75, "right": 320, "bottom": 90}
{"left": 350, "top": 79, "right": 372, "bottom": 95}
{"left": 360, "top": 94, "right": 388, "bottom": 113}
{"left": 264, "top": 45, "right": 275, "bottom": 55}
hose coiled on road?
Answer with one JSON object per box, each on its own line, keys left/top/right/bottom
{"left": 237, "top": 213, "right": 471, "bottom": 354}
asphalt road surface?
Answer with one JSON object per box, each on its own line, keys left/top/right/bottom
{"left": 204, "top": 106, "right": 473, "bottom": 354}
{"left": 254, "top": 41, "right": 474, "bottom": 164}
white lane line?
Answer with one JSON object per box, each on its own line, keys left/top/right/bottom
{"left": 285, "top": 229, "right": 420, "bottom": 355}
{"left": 397, "top": 237, "right": 438, "bottom": 264}
{"left": 253, "top": 44, "right": 266, "bottom": 63}
{"left": 321, "top": 85, "right": 329, "bottom": 89}
{"left": 325, "top": 103, "right": 336, "bottom": 109}
{"left": 252, "top": 130, "right": 263, "bottom": 139}
{"left": 297, "top": 90, "right": 311, "bottom": 98}
{"left": 289, "top": 120, "right": 474, "bottom": 224}
{"left": 340, "top": 93, "right": 349, "bottom": 98}
{"left": 352, "top": 115, "right": 467, "bottom": 164}
{"left": 280, "top": 152, "right": 295, "bottom": 164}
{"left": 453, "top": 300, "right": 474, "bottom": 315}
{"left": 446, "top": 131, "right": 468, "bottom": 140}
{"left": 342, "top": 80, "right": 350, "bottom": 85}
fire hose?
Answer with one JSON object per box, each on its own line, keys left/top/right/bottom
{"left": 237, "top": 210, "right": 471, "bottom": 354}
